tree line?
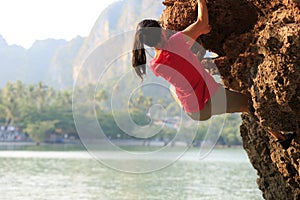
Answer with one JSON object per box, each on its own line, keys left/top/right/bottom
{"left": 0, "top": 81, "right": 75, "bottom": 144}
{"left": 0, "top": 81, "right": 244, "bottom": 146}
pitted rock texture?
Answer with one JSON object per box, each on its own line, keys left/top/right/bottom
{"left": 159, "top": 0, "right": 300, "bottom": 199}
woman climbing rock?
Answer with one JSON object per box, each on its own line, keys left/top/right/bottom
{"left": 131, "top": 0, "right": 295, "bottom": 149}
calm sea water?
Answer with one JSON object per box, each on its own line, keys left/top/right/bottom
{"left": 0, "top": 147, "right": 262, "bottom": 200}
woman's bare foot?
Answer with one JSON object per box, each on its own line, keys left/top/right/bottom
{"left": 268, "top": 131, "right": 296, "bottom": 150}
{"left": 268, "top": 131, "right": 286, "bottom": 140}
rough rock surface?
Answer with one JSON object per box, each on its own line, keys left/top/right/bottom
{"left": 159, "top": 0, "right": 300, "bottom": 199}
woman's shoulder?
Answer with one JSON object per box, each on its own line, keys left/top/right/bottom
{"left": 166, "top": 31, "right": 191, "bottom": 54}
{"left": 169, "top": 31, "right": 194, "bottom": 47}
{"left": 168, "top": 31, "right": 184, "bottom": 42}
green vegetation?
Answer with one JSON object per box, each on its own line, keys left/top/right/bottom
{"left": 0, "top": 81, "right": 76, "bottom": 144}
{"left": 25, "top": 121, "right": 56, "bottom": 145}
{"left": 0, "top": 81, "right": 244, "bottom": 146}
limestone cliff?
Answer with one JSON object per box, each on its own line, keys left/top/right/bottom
{"left": 73, "top": 0, "right": 163, "bottom": 86}
{"left": 159, "top": 0, "right": 300, "bottom": 199}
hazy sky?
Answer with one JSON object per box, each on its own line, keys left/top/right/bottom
{"left": 0, "top": 0, "right": 118, "bottom": 48}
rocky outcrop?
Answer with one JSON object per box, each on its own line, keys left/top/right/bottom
{"left": 159, "top": 0, "right": 300, "bottom": 199}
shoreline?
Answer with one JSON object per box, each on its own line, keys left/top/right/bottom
{"left": 0, "top": 140, "right": 244, "bottom": 151}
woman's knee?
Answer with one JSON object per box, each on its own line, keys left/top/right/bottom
{"left": 199, "top": 113, "right": 211, "bottom": 121}
{"left": 187, "top": 112, "right": 211, "bottom": 121}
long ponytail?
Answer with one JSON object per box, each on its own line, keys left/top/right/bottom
{"left": 132, "top": 19, "right": 162, "bottom": 80}
{"left": 132, "top": 30, "right": 146, "bottom": 80}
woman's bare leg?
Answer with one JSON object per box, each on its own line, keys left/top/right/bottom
{"left": 187, "top": 86, "right": 249, "bottom": 121}
{"left": 186, "top": 86, "right": 295, "bottom": 148}
{"left": 220, "top": 89, "right": 293, "bottom": 143}
{"left": 224, "top": 88, "right": 249, "bottom": 113}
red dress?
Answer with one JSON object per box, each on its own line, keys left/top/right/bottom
{"left": 150, "top": 32, "right": 220, "bottom": 112}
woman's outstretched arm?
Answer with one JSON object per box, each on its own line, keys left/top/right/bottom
{"left": 182, "top": 0, "right": 211, "bottom": 40}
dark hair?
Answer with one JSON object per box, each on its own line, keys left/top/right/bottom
{"left": 132, "top": 19, "right": 162, "bottom": 80}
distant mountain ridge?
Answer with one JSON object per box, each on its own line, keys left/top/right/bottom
{"left": 0, "top": 35, "right": 84, "bottom": 89}
{"left": 0, "top": 0, "right": 164, "bottom": 89}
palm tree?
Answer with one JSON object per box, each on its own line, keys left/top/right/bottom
{"left": 0, "top": 81, "right": 25, "bottom": 125}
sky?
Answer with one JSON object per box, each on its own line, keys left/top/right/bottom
{"left": 0, "top": 0, "right": 118, "bottom": 49}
